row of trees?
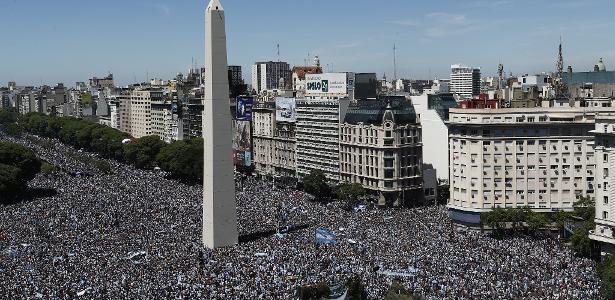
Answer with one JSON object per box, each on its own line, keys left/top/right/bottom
{"left": 480, "top": 196, "right": 596, "bottom": 257}
{"left": 0, "top": 141, "right": 42, "bottom": 202}
{"left": 301, "top": 170, "right": 366, "bottom": 208}
{"left": 0, "top": 109, "right": 203, "bottom": 182}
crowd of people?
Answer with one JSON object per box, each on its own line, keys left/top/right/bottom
{"left": 0, "top": 133, "right": 603, "bottom": 299}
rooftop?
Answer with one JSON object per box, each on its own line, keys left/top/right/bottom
{"left": 344, "top": 97, "right": 417, "bottom": 125}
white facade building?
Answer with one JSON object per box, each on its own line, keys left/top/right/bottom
{"left": 340, "top": 99, "right": 423, "bottom": 206}
{"left": 447, "top": 107, "right": 615, "bottom": 225}
{"left": 252, "top": 101, "right": 296, "bottom": 180}
{"left": 128, "top": 89, "right": 163, "bottom": 139}
{"left": 450, "top": 64, "right": 480, "bottom": 99}
{"left": 410, "top": 94, "right": 457, "bottom": 180}
{"left": 589, "top": 113, "right": 615, "bottom": 254}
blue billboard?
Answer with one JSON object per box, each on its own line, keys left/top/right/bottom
{"left": 236, "top": 96, "right": 254, "bottom": 121}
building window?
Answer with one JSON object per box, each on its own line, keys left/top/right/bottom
{"left": 604, "top": 211, "right": 609, "bottom": 219}
{"left": 604, "top": 196, "right": 609, "bottom": 204}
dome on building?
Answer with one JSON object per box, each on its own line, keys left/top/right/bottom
{"left": 596, "top": 58, "right": 606, "bottom": 72}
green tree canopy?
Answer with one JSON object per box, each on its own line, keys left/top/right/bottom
{"left": 0, "top": 141, "right": 42, "bottom": 199}
{"left": 156, "top": 138, "right": 203, "bottom": 181}
{"left": 301, "top": 170, "right": 331, "bottom": 200}
{"left": 598, "top": 255, "right": 615, "bottom": 299}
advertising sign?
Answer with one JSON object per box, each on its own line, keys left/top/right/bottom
{"left": 236, "top": 96, "right": 254, "bottom": 120}
{"left": 275, "top": 97, "right": 296, "bottom": 123}
{"left": 305, "top": 73, "right": 348, "bottom": 95}
{"left": 232, "top": 120, "right": 252, "bottom": 167}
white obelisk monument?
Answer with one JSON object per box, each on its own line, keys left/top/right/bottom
{"left": 203, "top": 0, "right": 238, "bottom": 248}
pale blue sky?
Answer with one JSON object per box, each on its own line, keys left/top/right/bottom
{"left": 1, "top": 0, "right": 614, "bottom": 86}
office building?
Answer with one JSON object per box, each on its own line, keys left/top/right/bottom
{"left": 354, "top": 73, "right": 378, "bottom": 100}
{"left": 251, "top": 61, "right": 292, "bottom": 93}
{"left": 450, "top": 64, "right": 481, "bottom": 99}
{"left": 340, "top": 98, "right": 423, "bottom": 206}
{"left": 295, "top": 98, "right": 350, "bottom": 182}
{"left": 447, "top": 107, "right": 615, "bottom": 225}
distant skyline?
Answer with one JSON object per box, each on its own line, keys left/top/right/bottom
{"left": 1, "top": 0, "right": 614, "bottom": 87}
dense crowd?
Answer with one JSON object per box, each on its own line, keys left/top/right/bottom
{"left": 0, "top": 134, "right": 603, "bottom": 299}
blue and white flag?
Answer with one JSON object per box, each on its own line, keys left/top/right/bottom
{"left": 315, "top": 228, "right": 336, "bottom": 244}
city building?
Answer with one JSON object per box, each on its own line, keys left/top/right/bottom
{"left": 89, "top": 74, "right": 115, "bottom": 89}
{"left": 450, "top": 64, "right": 481, "bottom": 99}
{"left": 252, "top": 100, "right": 297, "bottom": 181}
{"left": 251, "top": 61, "right": 292, "bottom": 93}
{"left": 292, "top": 58, "right": 323, "bottom": 97}
{"left": 564, "top": 59, "right": 615, "bottom": 99}
{"left": 447, "top": 107, "right": 615, "bottom": 225}
{"left": 410, "top": 93, "right": 457, "bottom": 180}
{"left": 589, "top": 113, "right": 615, "bottom": 255}
{"left": 295, "top": 98, "right": 350, "bottom": 182}
{"left": 354, "top": 73, "right": 378, "bottom": 100}
{"left": 228, "top": 65, "right": 247, "bottom": 98}
{"left": 340, "top": 98, "right": 423, "bottom": 206}
{"left": 128, "top": 88, "right": 163, "bottom": 138}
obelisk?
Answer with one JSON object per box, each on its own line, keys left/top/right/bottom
{"left": 203, "top": 0, "right": 238, "bottom": 248}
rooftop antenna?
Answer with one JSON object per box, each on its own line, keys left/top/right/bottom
{"left": 498, "top": 63, "right": 504, "bottom": 89}
{"left": 277, "top": 43, "right": 280, "bottom": 62}
{"left": 393, "top": 43, "right": 398, "bottom": 81}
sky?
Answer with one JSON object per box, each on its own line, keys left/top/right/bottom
{"left": 1, "top": 0, "right": 614, "bottom": 87}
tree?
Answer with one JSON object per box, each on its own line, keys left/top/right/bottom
{"left": 526, "top": 212, "right": 548, "bottom": 234}
{"left": 0, "top": 141, "right": 42, "bottom": 199}
{"left": 551, "top": 210, "right": 571, "bottom": 239}
{"left": 346, "top": 276, "right": 367, "bottom": 300}
{"left": 0, "top": 164, "right": 26, "bottom": 198}
{"left": 385, "top": 280, "right": 423, "bottom": 300}
{"left": 296, "top": 283, "right": 330, "bottom": 300}
{"left": 598, "top": 255, "right": 615, "bottom": 299}
{"left": 124, "top": 135, "right": 166, "bottom": 169}
{"left": 336, "top": 182, "right": 365, "bottom": 209}
{"left": 570, "top": 220, "right": 595, "bottom": 258}
{"left": 0, "top": 141, "right": 41, "bottom": 182}
{"left": 436, "top": 182, "right": 450, "bottom": 205}
{"left": 156, "top": 138, "right": 203, "bottom": 181}
{"left": 573, "top": 196, "right": 595, "bottom": 221}
{"left": 301, "top": 170, "right": 331, "bottom": 200}
{"left": 94, "top": 160, "right": 112, "bottom": 174}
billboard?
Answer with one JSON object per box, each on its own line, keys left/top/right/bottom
{"left": 305, "top": 73, "right": 348, "bottom": 95}
{"left": 236, "top": 96, "right": 254, "bottom": 120}
{"left": 232, "top": 120, "right": 252, "bottom": 167}
{"left": 275, "top": 97, "right": 296, "bottom": 123}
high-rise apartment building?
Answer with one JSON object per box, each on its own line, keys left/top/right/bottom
{"left": 295, "top": 98, "right": 350, "bottom": 182}
{"left": 450, "top": 64, "right": 481, "bottom": 99}
{"left": 251, "top": 61, "right": 291, "bottom": 93}
{"left": 340, "top": 98, "right": 423, "bottom": 206}
{"left": 129, "top": 88, "right": 163, "bottom": 138}
{"left": 447, "top": 107, "right": 615, "bottom": 225}
{"left": 590, "top": 113, "right": 615, "bottom": 255}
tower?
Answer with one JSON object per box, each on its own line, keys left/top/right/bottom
{"left": 203, "top": 0, "right": 238, "bottom": 248}
{"left": 554, "top": 37, "right": 569, "bottom": 100}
